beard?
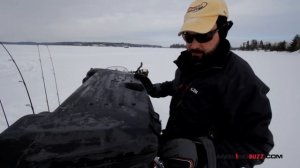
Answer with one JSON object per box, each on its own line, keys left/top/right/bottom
{"left": 189, "top": 49, "right": 213, "bottom": 61}
{"left": 188, "top": 42, "right": 219, "bottom": 61}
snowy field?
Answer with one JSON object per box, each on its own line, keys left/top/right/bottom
{"left": 0, "top": 45, "right": 299, "bottom": 167}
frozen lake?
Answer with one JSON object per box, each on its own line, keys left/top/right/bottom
{"left": 0, "top": 45, "right": 299, "bottom": 167}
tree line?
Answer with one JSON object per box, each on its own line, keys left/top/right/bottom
{"left": 170, "top": 44, "right": 186, "bottom": 48}
{"left": 239, "top": 34, "right": 300, "bottom": 52}
{"left": 170, "top": 34, "right": 300, "bottom": 52}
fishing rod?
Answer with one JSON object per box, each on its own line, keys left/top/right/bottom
{"left": 0, "top": 99, "right": 9, "bottom": 128}
{"left": 46, "top": 45, "right": 60, "bottom": 105}
{"left": 37, "top": 45, "right": 50, "bottom": 111}
{"left": 0, "top": 42, "right": 35, "bottom": 114}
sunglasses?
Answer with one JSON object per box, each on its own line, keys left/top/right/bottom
{"left": 182, "top": 28, "right": 219, "bottom": 43}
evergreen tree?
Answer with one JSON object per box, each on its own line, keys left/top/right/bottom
{"left": 288, "top": 34, "right": 300, "bottom": 52}
{"left": 277, "top": 41, "right": 287, "bottom": 51}
{"left": 259, "top": 40, "right": 264, "bottom": 50}
{"left": 251, "top": 40, "right": 258, "bottom": 50}
{"left": 265, "top": 42, "right": 271, "bottom": 51}
{"left": 246, "top": 41, "right": 250, "bottom": 50}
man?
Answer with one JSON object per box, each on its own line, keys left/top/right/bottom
{"left": 135, "top": 0, "right": 274, "bottom": 167}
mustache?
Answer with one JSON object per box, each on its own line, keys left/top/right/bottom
{"left": 189, "top": 49, "right": 205, "bottom": 55}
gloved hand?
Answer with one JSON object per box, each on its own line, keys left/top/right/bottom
{"left": 82, "top": 68, "right": 98, "bottom": 83}
{"left": 134, "top": 73, "right": 155, "bottom": 95}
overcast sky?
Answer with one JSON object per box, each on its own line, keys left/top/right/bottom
{"left": 0, "top": 0, "right": 299, "bottom": 47}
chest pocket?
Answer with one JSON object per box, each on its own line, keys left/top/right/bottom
{"left": 176, "top": 78, "right": 222, "bottom": 127}
{"left": 185, "top": 82, "right": 217, "bottom": 112}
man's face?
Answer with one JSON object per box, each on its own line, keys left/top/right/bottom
{"left": 183, "top": 24, "right": 220, "bottom": 60}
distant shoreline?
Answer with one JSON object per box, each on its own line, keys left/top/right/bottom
{"left": 0, "top": 41, "right": 163, "bottom": 48}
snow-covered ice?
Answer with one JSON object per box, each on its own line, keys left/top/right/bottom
{"left": 0, "top": 45, "right": 299, "bottom": 167}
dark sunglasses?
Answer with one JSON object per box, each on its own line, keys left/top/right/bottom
{"left": 182, "top": 28, "right": 219, "bottom": 43}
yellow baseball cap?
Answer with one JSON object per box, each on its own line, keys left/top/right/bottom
{"left": 179, "top": 0, "right": 229, "bottom": 35}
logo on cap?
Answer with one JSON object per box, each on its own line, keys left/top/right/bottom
{"left": 187, "top": 2, "right": 208, "bottom": 13}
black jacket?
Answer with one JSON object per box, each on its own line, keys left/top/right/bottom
{"left": 153, "top": 39, "right": 274, "bottom": 167}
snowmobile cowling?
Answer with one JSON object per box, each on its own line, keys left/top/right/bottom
{"left": 0, "top": 69, "right": 161, "bottom": 168}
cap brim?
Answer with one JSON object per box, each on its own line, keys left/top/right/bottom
{"left": 178, "top": 16, "right": 218, "bottom": 36}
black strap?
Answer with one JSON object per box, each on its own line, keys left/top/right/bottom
{"left": 194, "top": 137, "right": 217, "bottom": 168}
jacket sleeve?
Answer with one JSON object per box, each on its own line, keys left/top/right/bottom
{"left": 151, "top": 81, "right": 174, "bottom": 98}
{"left": 150, "top": 69, "right": 180, "bottom": 98}
{"left": 214, "top": 71, "right": 274, "bottom": 167}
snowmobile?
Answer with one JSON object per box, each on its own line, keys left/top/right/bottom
{"left": 0, "top": 65, "right": 162, "bottom": 168}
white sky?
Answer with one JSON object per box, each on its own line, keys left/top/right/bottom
{"left": 0, "top": 0, "right": 299, "bottom": 47}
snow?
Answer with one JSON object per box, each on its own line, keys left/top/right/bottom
{"left": 0, "top": 45, "right": 299, "bottom": 167}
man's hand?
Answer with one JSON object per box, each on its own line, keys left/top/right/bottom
{"left": 134, "top": 73, "right": 155, "bottom": 95}
{"left": 82, "top": 68, "right": 99, "bottom": 83}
